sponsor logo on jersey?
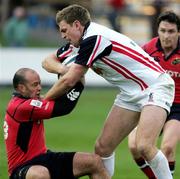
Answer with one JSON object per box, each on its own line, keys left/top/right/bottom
{"left": 166, "top": 70, "right": 180, "bottom": 78}
{"left": 172, "top": 58, "right": 180, "bottom": 65}
{"left": 30, "top": 100, "right": 43, "bottom": 108}
{"left": 67, "top": 89, "right": 80, "bottom": 101}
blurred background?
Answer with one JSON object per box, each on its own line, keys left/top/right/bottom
{"left": 0, "top": 0, "right": 180, "bottom": 86}
{"left": 0, "top": 1, "right": 180, "bottom": 179}
{"left": 0, "top": 0, "right": 179, "bottom": 46}
{"left": 0, "top": 0, "right": 179, "bottom": 47}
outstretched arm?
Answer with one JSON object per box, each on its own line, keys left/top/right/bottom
{"left": 45, "top": 63, "right": 87, "bottom": 100}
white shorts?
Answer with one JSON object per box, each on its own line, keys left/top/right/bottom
{"left": 114, "top": 73, "right": 175, "bottom": 114}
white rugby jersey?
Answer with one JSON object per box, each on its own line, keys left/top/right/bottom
{"left": 58, "top": 22, "right": 165, "bottom": 96}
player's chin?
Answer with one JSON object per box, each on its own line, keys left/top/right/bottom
{"left": 72, "top": 41, "right": 79, "bottom": 47}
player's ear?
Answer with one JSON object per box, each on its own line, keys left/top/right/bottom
{"left": 73, "top": 20, "right": 81, "bottom": 28}
{"left": 17, "top": 84, "right": 26, "bottom": 93}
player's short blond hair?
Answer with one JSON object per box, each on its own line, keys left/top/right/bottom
{"left": 56, "top": 4, "right": 91, "bottom": 26}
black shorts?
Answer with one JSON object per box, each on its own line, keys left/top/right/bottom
{"left": 167, "top": 103, "right": 180, "bottom": 121}
{"left": 10, "top": 151, "right": 76, "bottom": 179}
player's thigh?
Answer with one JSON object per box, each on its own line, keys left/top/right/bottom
{"left": 137, "top": 105, "right": 167, "bottom": 146}
{"left": 97, "top": 105, "right": 140, "bottom": 150}
{"left": 161, "top": 120, "right": 180, "bottom": 148}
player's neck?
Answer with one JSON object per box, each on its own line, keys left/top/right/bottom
{"left": 163, "top": 46, "right": 176, "bottom": 58}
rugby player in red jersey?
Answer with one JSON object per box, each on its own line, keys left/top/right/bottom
{"left": 3, "top": 68, "right": 110, "bottom": 179}
{"left": 128, "top": 11, "right": 180, "bottom": 178}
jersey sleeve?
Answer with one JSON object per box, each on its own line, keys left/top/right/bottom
{"left": 75, "top": 35, "right": 112, "bottom": 67}
{"left": 52, "top": 81, "right": 84, "bottom": 117}
{"left": 14, "top": 99, "right": 55, "bottom": 122}
{"left": 56, "top": 43, "right": 71, "bottom": 63}
{"left": 56, "top": 43, "right": 79, "bottom": 63}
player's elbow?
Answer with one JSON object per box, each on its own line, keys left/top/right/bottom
{"left": 42, "top": 59, "right": 51, "bottom": 73}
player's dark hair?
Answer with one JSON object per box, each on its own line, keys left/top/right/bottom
{"left": 157, "top": 11, "right": 180, "bottom": 31}
{"left": 13, "top": 68, "right": 29, "bottom": 89}
{"left": 56, "top": 4, "right": 91, "bottom": 26}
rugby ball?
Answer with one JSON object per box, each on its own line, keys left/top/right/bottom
{"left": 62, "top": 54, "right": 77, "bottom": 66}
{"left": 58, "top": 54, "right": 77, "bottom": 79}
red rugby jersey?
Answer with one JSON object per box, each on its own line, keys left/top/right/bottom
{"left": 143, "top": 37, "right": 180, "bottom": 103}
{"left": 3, "top": 93, "right": 54, "bottom": 175}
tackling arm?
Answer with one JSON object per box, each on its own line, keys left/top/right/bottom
{"left": 45, "top": 63, "right": 87, "bottom": 100}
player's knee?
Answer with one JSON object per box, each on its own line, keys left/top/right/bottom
{"left": 136, "top": 142, "right": 152, "bottom": 158}
{"left": 27, "top": 166, "right": 50, "bottom": 179}
{"left": 161, "top": 143, "right": 174, "bottom": 158}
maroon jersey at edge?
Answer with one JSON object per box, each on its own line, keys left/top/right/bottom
{"left": 142, "top": 37, "right": 180, "bottom": 103}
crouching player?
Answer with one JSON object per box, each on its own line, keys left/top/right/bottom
{"left": 3, "top": 68, "right": 110, "bottom": 179}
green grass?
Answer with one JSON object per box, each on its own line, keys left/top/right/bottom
{"left": 0, "top": 86, "right": 180, "bottom": 179}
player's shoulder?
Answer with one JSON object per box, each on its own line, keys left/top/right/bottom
{"left": 144, "top": 37, "right": 158, "bottom": 47}
{"left": 142, "top": 37, "right": 158, "bottom": 53}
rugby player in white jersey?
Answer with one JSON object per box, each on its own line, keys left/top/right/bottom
{"left": 42, "top": 4, "right": 175, "bottom": 179}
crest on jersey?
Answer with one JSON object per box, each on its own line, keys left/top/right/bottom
{"left": 172, "top": 58, "right": 180, "bottom": 65}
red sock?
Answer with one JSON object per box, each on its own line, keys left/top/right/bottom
{"left": 169, "top": 161, "right": 175, "bottom": 175}
{"left": 135, "top": 157, "right": 157, "bottom": 179}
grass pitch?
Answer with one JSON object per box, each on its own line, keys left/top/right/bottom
{"left": 0, "top": 86, "right": 179, "bottom": 179}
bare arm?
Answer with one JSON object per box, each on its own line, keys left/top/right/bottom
{"left": 45, "top": 63, "right": 87, "bottom": 100}
{"left": 42, "top": 53, "right": 67, "bottom": 75}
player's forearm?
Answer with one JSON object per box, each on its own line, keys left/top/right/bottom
{"left": 45, "top": 76, "right": 75, "bottom": 100}
{"left": 45, "top": 64, "right": 86, "bottom": 100}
